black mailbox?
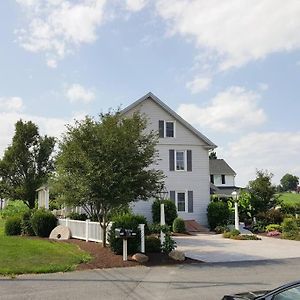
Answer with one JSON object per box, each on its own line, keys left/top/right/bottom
{"left": 115, "top": 228, "right": 137, "bottom": 239}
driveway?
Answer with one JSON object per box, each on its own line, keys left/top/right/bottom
{"left": 175, "top": 233, "right": 300, "bottom": 262}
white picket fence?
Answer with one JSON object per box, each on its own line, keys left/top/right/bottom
{"left": 58, "top": 218, "right": 145, "bottom": 252}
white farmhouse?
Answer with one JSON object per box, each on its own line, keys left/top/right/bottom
{"left": 122, "top": 92, "right": 216, "bottom": 226}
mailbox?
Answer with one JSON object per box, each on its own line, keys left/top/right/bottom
{"left": 115, "top": 228, "right": 137, "bottom": 239}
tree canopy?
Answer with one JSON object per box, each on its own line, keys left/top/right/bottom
{"left": 209, "top": 151, "right": 217, "bottom": 159}
{"left": 247, "top": 170, "right": 278, "bottom": 216}
{"left": 280, "top": 173, "right": 299, "bottom": 192}
{"left": 55, "top": 111, "right": 164, "bottom": 246}
{"left": 0, "top": 120, "right": 55, "bottom": 208}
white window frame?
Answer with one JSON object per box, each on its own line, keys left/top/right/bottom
{"left": 175, "top": 150, "right": 186, "bottom": 171}
{"left": 164, "top": 120, "right": 176, "bottom": 138}
{"left": 176, "top": 191, "right": 188, "bottom": 213}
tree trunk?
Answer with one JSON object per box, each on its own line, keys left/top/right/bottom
{"left": 101, "top": 214, "right": 107, "bottom": 247}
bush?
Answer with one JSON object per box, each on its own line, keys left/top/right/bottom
{"left": 223, "top": 229, "right": 240, "bottom": 239}
{"left": 1, "top": 200, "right": 29, "bottom": 219}
{"left": 250, "top": 221, "right": 266, "bottom": 233}
{"left": 265, "top": 224, "right": 282, "bottom": 233}
{"left": 149, "top": 223, "right": 161, "bottom": 234}
{"left": 21, "top": 210, "right": 35, "bottom": 236}
{"left": 161, "top": 234, "right": 176, "bottom": 254}
{"left": 256, "top": 209, "right": 284, "bottom": 225}
{"left": 31, "top": 209, "right": 57, "bottom": 237}
{"left": 109, "top": 214, "right": 145, "bottom": 255}
{"left": 172, "top": 217, "right": 186, "bottom": 233}
{"left": 145, "top": 236, "right": 161, "bottom": 253}
{"left": 214, "top": 225, "right": 229, "bottom": 234}
{"left": 282, "top": 218, "right": 298, "bottom": 235}
{"left": 232, "top": 234, "right": 261, "bottom": 240}
{"left": 67, "top": 212, "right": 88, "bottom": 221}
{"left": 5, "top": 217, "right": 21, "bottom": 236}
{"left": 207, "top": 201, "right": 230, "bottom": 230}
{"left": 152, "top": 199, "right": 178, "bottom": 226}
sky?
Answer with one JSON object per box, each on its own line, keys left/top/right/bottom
{"left": 0, "top": 0, "right": 300, "bottom": 187}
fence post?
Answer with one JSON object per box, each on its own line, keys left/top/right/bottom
{"left": 139, "top": 224, "right": 145, "bottom": 253}
{"left": 86, "top": 219, "right": 90, "bottom": 242}
{"left": 66, "top": 217, "right": 69, "bottom": 228}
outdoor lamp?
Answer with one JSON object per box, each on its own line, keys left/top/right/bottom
{"left": 231, "top": 190, "right": 239, "bottom": 231}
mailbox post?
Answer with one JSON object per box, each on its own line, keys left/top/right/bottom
{"left": 115, "top": 228, "right": 137, "bottom": 261}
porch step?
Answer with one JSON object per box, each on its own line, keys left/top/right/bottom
{"left": 184, "top": 220, "right": 210, "bottom": 233}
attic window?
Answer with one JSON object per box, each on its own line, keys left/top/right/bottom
{"left": 159, "top": 120, "right": 175, "bottom": 138}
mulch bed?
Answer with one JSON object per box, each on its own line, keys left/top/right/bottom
{"left": 65, "top": 239, "right": 200, "bottom": 270}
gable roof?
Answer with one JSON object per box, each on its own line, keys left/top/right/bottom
{"left": 121, "top": 92, "right": 217, "bottom": 149}
{"left": 209, "top": 159, "right": 236, "bottom": 175}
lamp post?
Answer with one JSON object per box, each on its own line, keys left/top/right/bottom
{"left": 231, "top": 190, "right": 239, "bottom": 231}
{"left": 158, "top": 186, "right": 168, "bottom": 245}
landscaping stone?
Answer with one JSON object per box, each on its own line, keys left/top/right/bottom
{"left": 49, "top": 225, "right": 71, "bottom": 240}
{"left": 169, "top": 250, "right": 185, "bottom": 261}
{"left": 132, "top": 253, "right": 149, "bottom": 263}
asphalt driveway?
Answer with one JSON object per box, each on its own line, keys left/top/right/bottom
{"left": 175, "top": 233, "right": 300, "bottom": 262}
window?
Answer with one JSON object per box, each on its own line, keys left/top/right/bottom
{"left": 273, "top": 285, "right": 300, "bottom": 300}
{"left": 166, "top": 122, "right": 174, "bottom": 137}
{"left": 158, "top": 120, "right": 175, "bottom": 138}
{"left": 177, "top": 192, "right": 186, "bottom": 212}
{"left": 210, "top": 175, "right": 214, "bottom": 184}
{"left": 176, "top": 150, "right": 185, "bottom": 171}
{"left": 221, "top": 174, "right": 226, "bottom": 184}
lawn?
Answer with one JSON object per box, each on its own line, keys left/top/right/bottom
{"left": 0, "top": 218, "right": 91, "bottom": 275}
{"left": 278, "top": 192, "right": 300, "bottom": 206}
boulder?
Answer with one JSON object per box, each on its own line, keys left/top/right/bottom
{"left": 49, "top": 225, "right": 71, "bottom": 240}
{"left": 169, "top": 250, "right": 185, "bottom": 261}
{"left": 132, "top": 253, "right": 149, "bottom": 263}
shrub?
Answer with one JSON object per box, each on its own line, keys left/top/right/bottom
{"left": 256, "top": 209, "right": 284, "bottom": 225}
{"left": 232, "top": 234, "right": 261, "bottom": 240}
{"left": 152, "top": 199, "right": 178, "bottom": 226}
{"left": 31, "top": 209, "right": 57, "bottom": 237}
{"left": 282, "top": 218, "right": 298, "bottom": 235}
{"left": 172, "top": 217, "right": 186, "bottom": 233}
{"left": 21, "top": 210, "right": 35, "bottom": 236}
{"left": 207, "top": 201, "right": 230, "bottom": 230}
{"left": 5, "top": 217, "right": 22, "bottom": 236}
{"left": 0, "top": 200, "right": 29, "bottom": 219}
{"left": 223, "top": 229, "right": 240, "bottom": 239}
{"left": 265, "top": 224, "right": 282, "bottom": 233}
{"left": 250, "top": 221, "right": 266, "bottom": 233}
{"left": 149, "top": 223, "right": 161, "bottom": 234}
{"left": 109, "top": 214, "right": 145, "bottom": 255}
{"left": 67, "top": 212, "right": 88, "bottom": 221}
{"left": 145, "top": 236, "right": 161, "bottom": 253}
{"left": 214, "top": 225, "right": 229, "bottom": 234}
{"left": 161, "top": 234, "right": 176, "bottom": 254}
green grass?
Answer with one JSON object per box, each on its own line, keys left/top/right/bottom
{"left": 278, "top": 192, "right": 300, "bottom": 206}
{"left": 0, "top": 217, "right": 91, "bottom": 275}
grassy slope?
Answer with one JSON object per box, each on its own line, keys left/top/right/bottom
{"left": 0, "top": 218, "right": 90, "bottom": 275}
{"left": 278, "top": 193, "right": 300, "bottom": 206}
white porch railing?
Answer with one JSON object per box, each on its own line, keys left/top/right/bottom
{"left": 58, "top": 218, "right": 145, "bottom": 252}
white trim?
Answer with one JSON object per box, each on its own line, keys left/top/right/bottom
{"left": 175, "top": 150, "right": 186, "bottom": 171}
{"left": 175, "top": 190, "right": 188, "bottom": 213}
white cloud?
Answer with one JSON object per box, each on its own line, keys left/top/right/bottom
{"left": 0, "top": 97, "right": 24, "bottom": 112}
{"left": 186, "top": 76, "right": 211, "bottom": 94}
{"left": 16, "top": 0, "right": 107, "bottom": 67}
{"left": 66, "top": 84, "right": 95, "bottom": 104}
{"left": 125, "top": 0, "right": 148, "bottom": 12}
{"left": 155, "top": 0, "right": 300, "bottom": 70}
{"left": 221, "top": 132, "right": 300, "bottom": 186}
{"left": 46, "top": 59, "right": 57, "bottom": 68}
{"left": 177, "top": 86, "right": 266, "bottom": 132}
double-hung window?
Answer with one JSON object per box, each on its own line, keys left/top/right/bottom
{"left": 177, "top": 192, "right": 186, "bottom": 212}
{"left": 170, "top": 190, "right": 194, "bottom": 213}
{"left": 159, "top": 120, "right": 175, "bottom": 138}
{"left": 176, "top": 150, "right": 185, "bottom": 171}
{"left": 169, "top": 149, "right": 192, "bottom": 172}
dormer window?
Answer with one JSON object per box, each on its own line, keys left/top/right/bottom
{"left": 159, "top": 120, "right": 175, "bottom": 138}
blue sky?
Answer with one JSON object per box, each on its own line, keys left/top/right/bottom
{"left": 0, "top": 0, "right": 300, "bottom": 186}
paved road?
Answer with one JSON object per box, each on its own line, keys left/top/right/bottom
{"left": 175, "top": 233, "right": 300, "bottom": 262}
{"left": 1, "top": 258, "right": 300, "bottom": 300}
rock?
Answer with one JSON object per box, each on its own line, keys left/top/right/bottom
{"left": 169, "top": 250, "right": 185, "bottom": 261}
{"left": 132, "top": 253, "right": 149, "bottom": 263}
{"left": 49, "top": 225, "right": 71, "bottom": 240}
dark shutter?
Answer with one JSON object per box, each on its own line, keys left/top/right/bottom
{"left": 159, "top": 120, "right": 164, "bottom": 138}
{"left": 188, "top": 191, "right": 193, "bottom": 213}
{"left": 169, "top": 149, "right": 175, "bottom": 171}
{"left": 187, "top": 150, "right": 192, "bottom": 171}
{"left": 170, "top": 191, "right": 175, "bottom": 203}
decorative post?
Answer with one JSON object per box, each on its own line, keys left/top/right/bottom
{"left": 231, "top": 190, "right": 239, "bottom": 230}
{"left": 158, "top": 186, "right": 168, "bottom": 246}
{"left": 139, "top": 224, "right": 145, "bottom": 253}
{"left": 123, "top": 239, "right": 128, "bottom": 261}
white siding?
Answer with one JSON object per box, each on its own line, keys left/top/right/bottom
{"left": 125, "top": 97, "right": 211, "bottom": 226}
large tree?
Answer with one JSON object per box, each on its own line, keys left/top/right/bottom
{"left": 280, "top": 173, "right": 299, "bottom": 192}
{"left": 55, "top": 111, "right": 164, "bottom": 247}
{"left": 0, "top": 120, "right": 55, "bottom": 208}
{"left": 248, "top": 170, "right": 278, "bottom": 216}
